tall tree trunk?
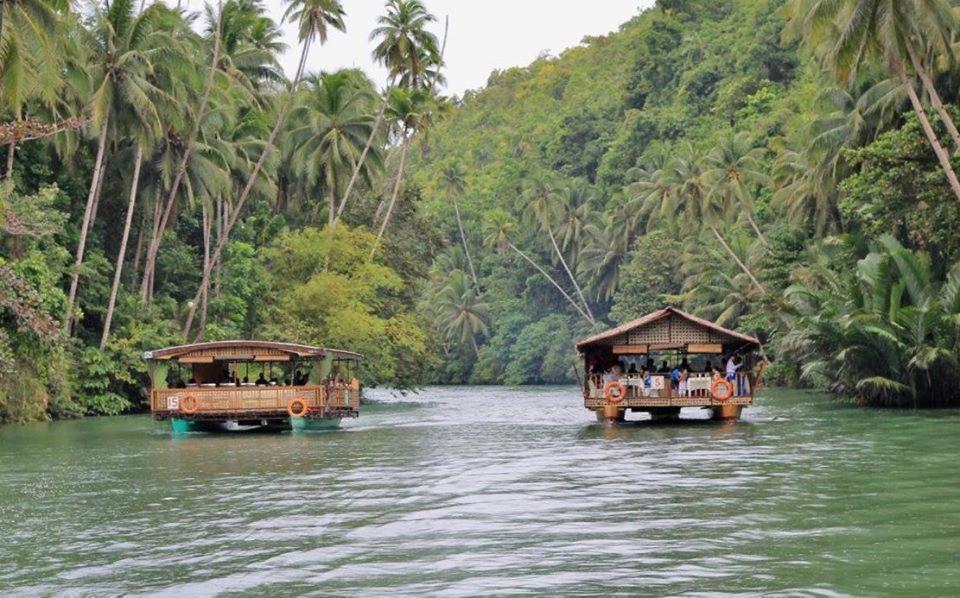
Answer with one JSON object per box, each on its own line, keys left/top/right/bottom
{"left": 100, "top": 145, "right": 143, "bottom": 349}
{"left": 213, "top": 194, "right": 223, "bottom": 297}
{"left": 335, "top": 98, "right": 388, "bottom": 222}
{"left": 131, "top": 200, "right": 147, "bottom": 284}
{"left": 710, "top": 226, "right": 765, "bottom": 293}
{"left": 546, "top": 225, "right": 593, "bottom": 323}
{"left": 744, "top": 211, "right": 768, "bottom": 247}
{"left": 64, "top": 113, "right": 110, "bottom": 332}
{"left": 370, "top": 138, "right": 410, "bottom": 260}
{"left": 5, "top": 142, "right": 13, "bottom": 179}
{"left": 506, "top": 239, "right": 593, "bottom": 324}
{"left": 198, "top": 199, "right": 211, "bottom": 339}
{"left": 140, "top": 13, "right": 222, "bottom": 302}
{"left": 890, "top": 55, "right": 960, "bottom": 202}
{"left": 452, "top": 196, "right": 480, "bottom": 292}
{"left": 906, "top": 41, "right": 960, "bottom": 152}
{"left": 182, "top": 30, "right": 314, "bottom": 337}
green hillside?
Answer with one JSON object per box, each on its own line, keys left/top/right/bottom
{"left": 410, "top": 0, "right": 960, "bottom": 407}
{"left": 412, "top": 0, "right": 805, "bottom": 384}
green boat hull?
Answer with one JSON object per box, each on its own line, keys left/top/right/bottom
{"left": 169, "top": 417, "right": 341, "bottom": 434}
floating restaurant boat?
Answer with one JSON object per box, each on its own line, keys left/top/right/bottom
{"left": 143, "top": 341, "right": 362, "bottom": 433}
{"left": 576, "top": 307, "right": 764, "bottom": 423}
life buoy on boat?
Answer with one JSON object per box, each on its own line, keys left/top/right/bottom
{"left": 180, "top": 395, "right": 200, "bottom": 415}
{"left": 287, "top": 398, "right": 309, "bottom": 418}
{"left": 711, "top": 379, "right": 735, "bottom": 402}
{"left": 603, "top": 381, "right": 626, "bottom": 404}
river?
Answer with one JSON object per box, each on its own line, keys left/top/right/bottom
{"left": 1, "top": 387, "right": 959, "bottom": 595}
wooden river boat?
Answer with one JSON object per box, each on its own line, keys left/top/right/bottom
{"left": 143, "top": 341, "right": 362, "bottom": 433}
{"left": 576, "top": 307, "right": 764, "bottom": 423}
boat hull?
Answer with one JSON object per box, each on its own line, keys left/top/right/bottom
{"left": 169, "top": 416, "right": 342, "bottom": 434}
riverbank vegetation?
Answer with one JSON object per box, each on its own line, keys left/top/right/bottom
{"left": 4, "top": 0, "right": 960, "bottom": 421}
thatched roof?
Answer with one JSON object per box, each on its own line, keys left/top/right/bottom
{"left": 576, "top": 307, "right": 760, "bottom": 351}
{"left": 143, "top": 340, "right": 362, "bottom": 361}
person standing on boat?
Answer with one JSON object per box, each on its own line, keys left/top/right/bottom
{"left": 726, "top": 355, "right": 743, "bottom": 396}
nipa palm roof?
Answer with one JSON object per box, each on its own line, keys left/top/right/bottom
{"left": 576, "top": 307, "right": 760, "bottom": 351}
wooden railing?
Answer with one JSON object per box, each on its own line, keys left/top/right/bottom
{"left": 585, "top": 373, "right": 753, "bottom": 407}
{"left": 150, "top": 384, "right": 360, "bottom": 416}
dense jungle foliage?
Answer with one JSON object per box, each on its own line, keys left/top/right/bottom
{"left": 5, "top": 0, "right": 960, "bottom": 422}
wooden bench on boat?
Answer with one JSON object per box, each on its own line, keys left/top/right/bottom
{"left": 143, "top": 341, "right": 362, "bottom": 432}
{"left": 576, "top": 307, "right": 764, "bottom": 422}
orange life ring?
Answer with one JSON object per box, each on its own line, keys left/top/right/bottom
{"left": 603, "top": 381, "right": 627, "bottom": 404}
{"left": 180, "top": 395, "right": 200, "bottom": 415}
{"left": 287, "top": 398, "right": 309, "bottom": 418}
{"left": 711, "top": 379, "right": 735, "bottom": 402}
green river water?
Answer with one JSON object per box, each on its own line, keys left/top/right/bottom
{"left": 1, "top": 386, "right": 959, "bottom": 596}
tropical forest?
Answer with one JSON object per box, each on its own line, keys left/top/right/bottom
{"left": 5, "top": 0, "right": 960, "bottom": 423}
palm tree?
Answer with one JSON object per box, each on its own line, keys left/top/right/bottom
{"left": 578, "top": 211, "right": 629, "bottom": 304}
{"left": 433, "top": 270, "right": 489, "bottom": 356}
{"left": 369, "top": 86, "right": 432, "bottom": 259}
{"left": 482, "top": 209, "right": 593, "bottom": 324}
{"left": 440, "top": 161, "right": 480, "bottom": 292}
{"left": 661, "top": 145, "right": 766, "bottom": 293}
{"left": 370, "top": 0, "right": 438, "bottom": 89}
{"left": 183, "top": 0, "right": 346, "bottom": 336}
{"left": 782, "top": 235, "right": 960, "bottom": 407}
{"left": 64, "top": 0, "right": 181, "bottom": 331}
{"left": 138, "top": 1, "right": 225, "bottom": 303}
{"left": 704, "top": 132, "right": 769, "bottom": 246}
{"left": 554, "top": 181, "right": 593, "bottom": 263}
{"left": 522, "top": 174, "right": 594, "bottom": 322}
{"left": 0, "top": 0, "right": 64, "bottom": 177}
{"left": 785, "top": 0, "right": 960, "bottom": 201}
{"left": 337, "top": 0, "right": 439, "bottom": 225}
{"left": 286, "top": 70, "right": 378, "bottom": 227}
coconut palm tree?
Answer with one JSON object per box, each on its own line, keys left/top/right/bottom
{"left": 785, "top": 0, "right": 960, "bottom": 201}
{"left": 578, "top": 211, "right": 629, "bottom": 304}
{"left": 286, "top": 70, "right": 378, "bottom": 227}
{"left": 433, "top": 270, "right": 489, "bottom": 356}
{"left": 440, "top": 161, "right": 480, "bottom": 292}
{"left": 337, "top": 0, "right": 439, "bottom": 224}
{"left": 482, "top": 209, "right": 593, "bottom": 324}
{"left": 554, "top": 181, "right": 594, "bottom": 263}
{"left": 138, "top": 2, "right": 226, "bottom": 303}
{"left": 522, "top": 174, "right": 594, "bottom": 323}
{"left": 370, "top": 0, "right": 438, "bottom": 89}
{"left": 663, "top": 145, "right": 766, "bottom": 293}
{"left": 183, "top": 0, "right": 345, "bottom": 336}
{"left": 704, "top": 132, "right": 770, "bottom": 246}
{"left": 0, "top": 0, "right": 65, "bottom": 177}
{"left": 369, "top": 86, "right": 432, "bottom": 260}
{"left": 64, "top": 0, "right": 183, "bottom": 331}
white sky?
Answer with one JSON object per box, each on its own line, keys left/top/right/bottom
{"left": 183, "top": 0, "right": 656, "bottom": 96}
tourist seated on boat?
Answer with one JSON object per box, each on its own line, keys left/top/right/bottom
{"left": 703, "top": 360, "right": 715, "bottom": 375}
{"left": 241, "top": 376, "right": 254, "bottom": 387}
{"left": 658, "top": 360, "right": 670, "bottom": 373}
{"left": 645, "top": 357, "right": 655, "bottom": 372}
{"left": 626, "top": 363, "right": 638, "bottom": 375}
{"left": 269, "top": 377, "right": 279, "bottom": 386}
{"left": 174, "top": 379, "right": 186, "bottom": 389}
{"left": 602, "top": 364, "right": 622, "bottom": 383}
